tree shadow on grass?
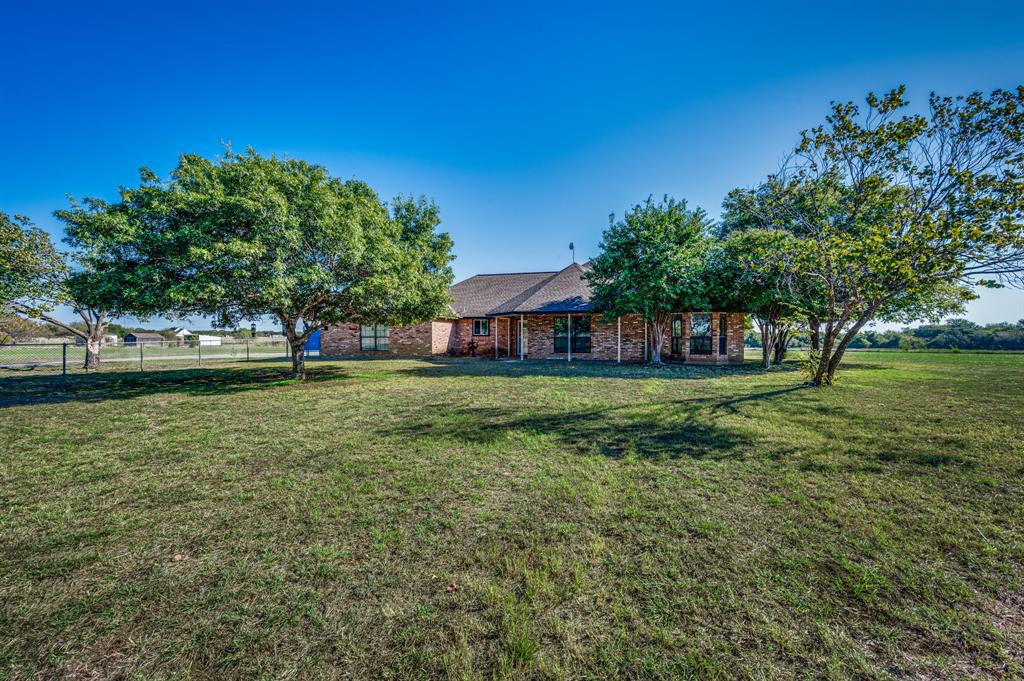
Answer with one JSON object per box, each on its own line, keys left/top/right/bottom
{"left": 0, "top": 357, "right": 798, "bottom": 409}
{"left": 712, "top": 385, "right": 809, "bottom": 413}
{"left": 404, "top": 357, "right": 800, "bottom": 381}
{"left": 373, "top": 399, "right": 757, "bottom": 462}
{"left": 0, "top": 364, "right": 354, "bottom": 408}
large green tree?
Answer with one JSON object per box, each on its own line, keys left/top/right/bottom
{"left": 64, "top": 149, "right": 455, "bottom": 379}
{"left": 2, "top": 211, "right": 125, "bottom": 368}
{"left": 587, "top": 196, "right": 713, "bottom": 363}
{"left": 727, "top": 86, "right": 1023, "bottom": 385}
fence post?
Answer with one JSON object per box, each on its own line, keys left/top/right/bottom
{"left": 62, "top": 343, "right": 67, "bottom": 377}
{"left": 140, "top": 342, "right": 144, "bottom": 372}
{"left": 198, "top": 341, "right": 202, "bottom": 367}
{"left": 246, "top": 339, "right": 250, "bottom": 362}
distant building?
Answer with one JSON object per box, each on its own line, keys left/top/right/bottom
{"left": 123, "top": 332, "right": 164, "bottom": 346}
{"left": 172, "top": 327, "right": 222, "bottom": 346}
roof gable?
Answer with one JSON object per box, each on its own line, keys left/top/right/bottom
{"left": 449, "top": 262, "right": 594, "bottom": 316}
{"left": 449, "top": 271, "right": 557, "bottom": 317}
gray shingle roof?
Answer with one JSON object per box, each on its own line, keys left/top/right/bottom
{"left": 450, "top": 263, "right": 594, "bottom": 317}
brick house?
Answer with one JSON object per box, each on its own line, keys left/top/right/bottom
{"left": 321, "top": 262, "right": 745, "bottom": 364}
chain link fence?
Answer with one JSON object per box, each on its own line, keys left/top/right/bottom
{"left": 0, "top": 339, "right": 317, "bottom": 377}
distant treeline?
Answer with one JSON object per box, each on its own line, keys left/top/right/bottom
{"left": 746, "top": 319, "right": 1024, "bottom": 351}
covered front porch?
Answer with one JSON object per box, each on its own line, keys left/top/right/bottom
{"left": 486, "top": 313, "right": 640, "bottom": 362}
{"left": 480, "top": 312, "right": 743, "bottom": 364}
{"left": 485, "top": 315, "right": 524, "bottom": 360}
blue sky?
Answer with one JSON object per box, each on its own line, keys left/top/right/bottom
{"left": 2, "top": 1, "right": 1023, "bottom": 329}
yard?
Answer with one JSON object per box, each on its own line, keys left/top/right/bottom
{"left": 1, "top": 352, "right": 1022, "bottom": 679}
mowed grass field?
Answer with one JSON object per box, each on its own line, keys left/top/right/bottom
{"left": 1, "top": 352, "right": 1022, "bottom": 679}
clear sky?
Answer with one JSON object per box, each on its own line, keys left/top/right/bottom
{"left": 2, "top": 1, "right": 1022, "bottom": 329}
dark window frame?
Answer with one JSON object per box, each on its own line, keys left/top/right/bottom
{"left": 360, "top": 324, "right": 390, "bottom": 351}
{"left": 472, "top": 319, "right": 490, "bottom": 336}
{"left": 689, "top": 313, "right": 712, "bottom": 355}
{"left": 553, "top": 315, "right": 592, "bottom": 353}
{"left": 718, "top": 313, "right": 728, "bottom": 355}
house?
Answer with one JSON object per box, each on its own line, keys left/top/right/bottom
{"left": 172, "top": 327, "right": 222, "bottom": 346}
{"left": 321, "top": 262, "right": 745, "bottom": 364}
{"left": 123, "top": 331, "right": 165, "bottom": 346}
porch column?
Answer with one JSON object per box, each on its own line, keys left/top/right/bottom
{"left": 567, "top": 314, "right": 572, "bottom": 362}
{"left": 494, "top": 317, "right": 498, "bottom": 359}
{"left": 506, "top": 318, "right": 510, "bottom": 356}
{"left": 617, "top": 316, "right": 621, "bottom": 363}
{"left": 519, "top": 315, "right": 524, "bottom": 360}
{"left": 712, "top": 314, "right": 719, "bottom": 362}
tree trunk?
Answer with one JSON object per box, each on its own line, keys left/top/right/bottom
{"left": 649, "top": 317, "right": 666, "bottom": 364}
{"left": 811, "top": 327, "right": 837, "bottom": 386}
{"left": 290, "top": 344, "right": 306, "bottom": 379}
{"left": 807, "top": 316, "right": 820, "bottom": 352}
{"left": 773, "top": 324, "right": 791, "bottom": 364}
{"left": 823, "top": 313, "right": 875, "bottom": 384}
{"left": 84, "top": 337, "right": 101, "bottom": 370}
{"left": 756, "top": 315, "right": 776, "bottom": 368}
{"left": 282, "top": 317, "right": 312, "bottom": 380}
{"left": 22, "top": 308, "right": 108, "bottom": 371}
{"left": 809, "top": 303, "right": 880, "bottom": 386}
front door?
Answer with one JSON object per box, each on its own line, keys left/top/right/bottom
{"left": 670, "top": 314, "right": 684, "bottom": 356}
{"left": 520, "top": 320, "right": 528, "bottom": 358}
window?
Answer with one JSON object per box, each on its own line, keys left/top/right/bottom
{"left": 671, "top": 314, "right": 683, "bottom": 355}
{"left": 572, "top": 315, "right": 591, "bottom": 353}
{"left": 718, "top": 313, "right": 728, "bottom": 355}
{"left": 689, "top": 313, "right": 712, "bottom": 355}
{"left": 360, "top": 324, "right": 389, "bottom": 351}
{"left": 472, "top": 319, "right": 489, "bottom": 336}
{"left": 553, "top": 316, "right": 592, "bottom": 353}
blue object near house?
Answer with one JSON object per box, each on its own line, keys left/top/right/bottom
{"left": 305, "top": 328, "right": 321, "bottom": 353}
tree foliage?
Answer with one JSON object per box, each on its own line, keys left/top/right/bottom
{"left": 587, "top": 196, "right": 713, "bottom": 363}
{"left": 721, "top": 86, "right": 1024, "bottom": 384}
{"left": 62, "top": 148, "right": 456, "bottom": 378}
{"left": 1, "top": 212, "right": 62, "bottom": 312}
{"left": 1, "top": 211, "right": 124, "bottom": 367}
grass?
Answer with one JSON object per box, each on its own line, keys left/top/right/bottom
{"left": 1, "top": 352, "right": 1022, "bottom": 679}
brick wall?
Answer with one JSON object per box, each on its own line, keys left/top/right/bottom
{"left": 450, "top": 318, "right": 495, "bottom": 358}
{"left": 431, "top": 320, "right": 456, "bottom": 355}
{"left": 321, "top": 321, "right": 434, "bottom": 357}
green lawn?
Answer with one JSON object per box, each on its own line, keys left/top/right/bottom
{"left": 2, "top": 353, "right": 1022, "bottom": 679}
